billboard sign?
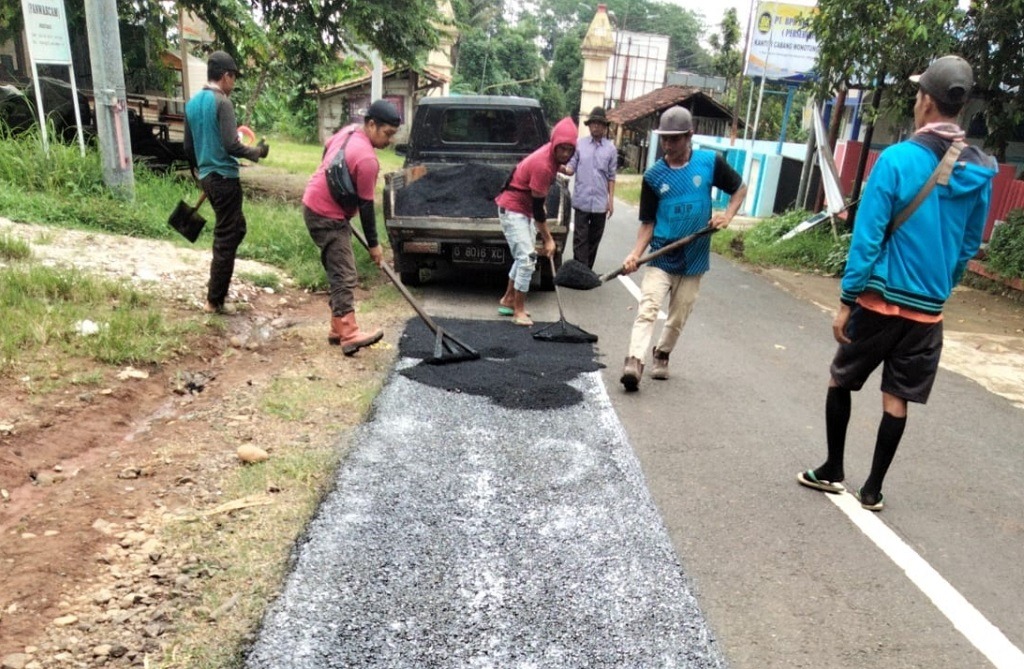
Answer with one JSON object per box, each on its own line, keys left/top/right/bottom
{"left": 745, "top": 1, "right": 819, "bottom": 82}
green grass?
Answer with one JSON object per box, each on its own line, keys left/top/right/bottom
{"left": 0, "top": 263, "right": 200, "bottom": 375}
{"left": 713, "top": 209, "right": 850, "bottom": 276}
{"left": 0, "top": 232, "right": 32, "bottom": 260}
{"left": 0, "top": 127, "right": 397, "bottom": 292}
{"left": 616, "top": 174, "right": 642, "bottom": 206}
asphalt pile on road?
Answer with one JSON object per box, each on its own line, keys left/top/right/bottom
{"left": 394, "top": 163, "right": 510, "bottom": 218}
{"left": 397, "top": 318, "right": 604, "bottom": 410}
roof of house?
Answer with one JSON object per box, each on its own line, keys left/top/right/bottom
{"left": 316, "top": 65, "right": 450, "bottom": 97}
{"left": 607, "top": 86, "right": 740, "bottom": 127}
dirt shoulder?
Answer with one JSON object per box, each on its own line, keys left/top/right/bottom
{"left": 0, "top": 215, "right": 407, "bottom": 667}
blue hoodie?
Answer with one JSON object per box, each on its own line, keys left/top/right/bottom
{"left": 841, "top": 133, "right": 998, "bottom": 315}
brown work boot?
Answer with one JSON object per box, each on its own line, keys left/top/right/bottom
{"left": 651, "top": 347, "right": 670, "bottom": 380}
{"left": 329, "top": 313, "right": 383, "bottom": 356}
{"left": 620, "top": 356, "right": 643, "bottom": 392}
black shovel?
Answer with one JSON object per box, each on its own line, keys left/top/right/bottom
{"left": 168, "top": 192, "right": 208, "bottom": 243}
{"left": 532, "top": 255, "right": 598, "bottom": 344}
{"left": 555, "top": 225, "right": 717, "bottom": 290}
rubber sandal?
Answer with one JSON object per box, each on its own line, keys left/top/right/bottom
{"left": 511, "top": 315, "right": 534, "bottom": 327}
{"left": 797, "top": 470, "right": 845, "bottom": 494}
{"left": 498, "top": 306, "right": 514, "bottom": 316}
{"left": 856, "top": 489, "right": 884, "bottom": 511}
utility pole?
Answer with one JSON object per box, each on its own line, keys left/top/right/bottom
{"left": 85, "top": 0, "right": 134, "bottom": 199}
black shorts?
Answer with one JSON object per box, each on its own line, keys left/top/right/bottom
{"left": 830, "top": 305, "right": 944, "bottom": 404}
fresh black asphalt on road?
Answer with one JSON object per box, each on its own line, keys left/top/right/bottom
{"left": 246, "top": 318, "right": 728, "bottom": 668}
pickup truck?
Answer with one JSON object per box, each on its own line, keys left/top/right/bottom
{"left": 383, "top": 95, "right": 570, "bottom": 288}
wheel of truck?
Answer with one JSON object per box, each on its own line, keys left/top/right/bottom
{"left": 536, "top": 251, "right": 561, "bottom": 291}
{"left": 400, "top": 268, "right": 422, "bottom": 286}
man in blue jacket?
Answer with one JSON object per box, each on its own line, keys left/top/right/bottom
{"left": 184, "top": 50, "right": 269, "bottom": 314}
{"left": 798, "top": 55, "right": 998, "bottom": 511}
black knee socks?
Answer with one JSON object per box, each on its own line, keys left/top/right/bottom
{"left": 814, "top": 386, "right": 851, "bottom": 482}
{"left": 862, "top": 412, "right": 907, "bottom": 498}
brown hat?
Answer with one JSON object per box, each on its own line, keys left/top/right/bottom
{"left": 584, "top": 106, "right": 609, "bottom": 126}
{"left": 910, "top": 55, "right": 973, "bottom": 106}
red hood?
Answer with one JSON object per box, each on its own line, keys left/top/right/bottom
{"left": 548, "top": 117, "right": 578, "bottom": 158}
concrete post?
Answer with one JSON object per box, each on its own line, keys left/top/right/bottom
{"left": 579, "top": 4, "right": 614, "bottom": 136}
{"left": 85, "top": 0, "right": 134, "bottom": 199}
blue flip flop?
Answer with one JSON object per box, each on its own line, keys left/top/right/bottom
{"left": 498, "top": 306, "right": 514, "bottom": 316}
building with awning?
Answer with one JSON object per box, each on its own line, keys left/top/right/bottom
{"left": 606, "top": 85, "right": 742, "bottom": 172}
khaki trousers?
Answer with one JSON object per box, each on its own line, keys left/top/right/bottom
{"left": 628, "top": 266, "right": 702, "bottom": 361}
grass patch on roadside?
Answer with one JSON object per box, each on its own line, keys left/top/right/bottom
{"left": 615, "top": 174, "right": 642, "bottom": 206}
{"left": 713, "top": 209, "right": 850, "bottom": 276}
{"left": 0, "top": 128, "right": 393, "bottom": 292}
{"left": 0, "top": 232, "right": 32, "bottom": 260}
{"left": 0, "top": 262, "right": 201, "bottom": 376}
{"left": 156, "top": 373, "right": 385, "bottom": 668}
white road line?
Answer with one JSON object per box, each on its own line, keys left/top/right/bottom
{"left": 829, "top": 491, "right": 1024, "bottom": 668}
{"left": 616, "top": 275, "right": 667, "bottom": 320}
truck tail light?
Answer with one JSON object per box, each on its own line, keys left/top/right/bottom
{"left": 403, "top": 242, "right": 441, "bottom": 254}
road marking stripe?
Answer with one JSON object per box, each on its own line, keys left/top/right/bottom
{"left": 616, "top": 275, "right": 667, "bottom": 320}
{"left": 829, "top": 492, "right": 1024, "bottom": 668}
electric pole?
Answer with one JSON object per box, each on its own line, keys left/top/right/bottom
{"left": 85, "top": 0, "right": 134, "bottom": 199}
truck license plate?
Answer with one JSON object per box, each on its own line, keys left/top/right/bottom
{"left": 451, "top": 245, "right": 506, "bottom": 264}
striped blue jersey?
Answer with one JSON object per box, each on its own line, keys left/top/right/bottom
{"left": 643, "top": 150, "right": 717, "bottom": 275}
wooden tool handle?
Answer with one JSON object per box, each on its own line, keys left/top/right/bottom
{"left": 599, "top": 226, "right": 716, "bottom": 283}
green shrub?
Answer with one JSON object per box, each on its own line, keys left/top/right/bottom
{"left": 987, "top": 208, "right": 1024, "bottom": 279}
{"left": 718, "top": 210, "right": 850, "bottom": 276}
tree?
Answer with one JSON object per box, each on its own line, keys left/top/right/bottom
{"left": 810, "top": 0, "right": 962, "bottom": 223}
{"left": 2, "top": 0, "right": 442, "bottom": 97}
{"left": 958, "top": 0, "right": 1024, "bottom": 162}
{"left": 709, "top": 8, "right": 742, "bottom": 99}
{"left": 547, "top": 29, "right": 583, "bottom": 119}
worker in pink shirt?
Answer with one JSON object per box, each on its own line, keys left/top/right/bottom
{"left": 494, "top": 117, "right": 578, "bottom": 326}
{"left": 302, "top": 100, "right": 401, "bottom": 355}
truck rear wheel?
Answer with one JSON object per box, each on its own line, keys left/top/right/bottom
{"left": 400, "top": 268, "right": 422, "bottom": 286}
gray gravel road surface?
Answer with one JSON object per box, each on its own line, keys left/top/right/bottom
{"left": 246, "top": 320, "right": 728, "bottom": 668}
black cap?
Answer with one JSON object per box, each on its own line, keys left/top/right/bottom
{"left": 910, "top": 55, "right": 973, "bottom": 106}
{"left": 208, "top": 50, "right": 240, "bottom": 76}
{"left": 365, "top": 100, "right": 401, "bottom": 127}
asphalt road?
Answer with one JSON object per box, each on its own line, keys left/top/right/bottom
{"left": 248, "top": 199, "right": 1023, "bottom": 668}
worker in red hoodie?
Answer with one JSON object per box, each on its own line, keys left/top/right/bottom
{"left": 494, "top": 117, "right": 578, "bottom": 326}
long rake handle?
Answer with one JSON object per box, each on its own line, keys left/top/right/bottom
{"left": 349, "top": 228, "right": 477, "bottom": 358}
{"left": 599, "top": 225, "right": 716, "bottom": 283}
{"left": 349, "top": 227, "right": 442, "bottom": 333}
{"left": 548, "top": 255, "right": 567, "bottom": 323}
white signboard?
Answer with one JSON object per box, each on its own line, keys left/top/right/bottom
{"left": 21, "top": 0, "right": 73, "bottom": 65}
{"left": 745, "top": 1, "right": 819, "bottom": 81}
{"left": 20, "top": 0, "right": 84, "bottom": 156}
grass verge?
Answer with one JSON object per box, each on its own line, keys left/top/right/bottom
{"left": 156, "top": 371, "right": 385, "bottom": 668}
{"left": 0, "top": 262, "right": 201, "bottom": 377}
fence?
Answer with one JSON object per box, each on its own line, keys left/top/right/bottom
{"left": 837, "top": 140, "right": 1024, "bottom": 241}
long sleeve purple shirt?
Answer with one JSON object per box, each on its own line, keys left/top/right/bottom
{"left": 567, "top": 136, "right": 617, "bottom": 213}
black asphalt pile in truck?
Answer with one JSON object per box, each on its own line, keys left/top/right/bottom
{"left": 384, "top": 95, "right": 570, "bottom": 288}
{"left": 393, "top": 163, "right": 510, "bottom": 219}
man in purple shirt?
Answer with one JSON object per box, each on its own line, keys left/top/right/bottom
{"left": 563, "top": 106, "right": 618, "bottom": 268}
